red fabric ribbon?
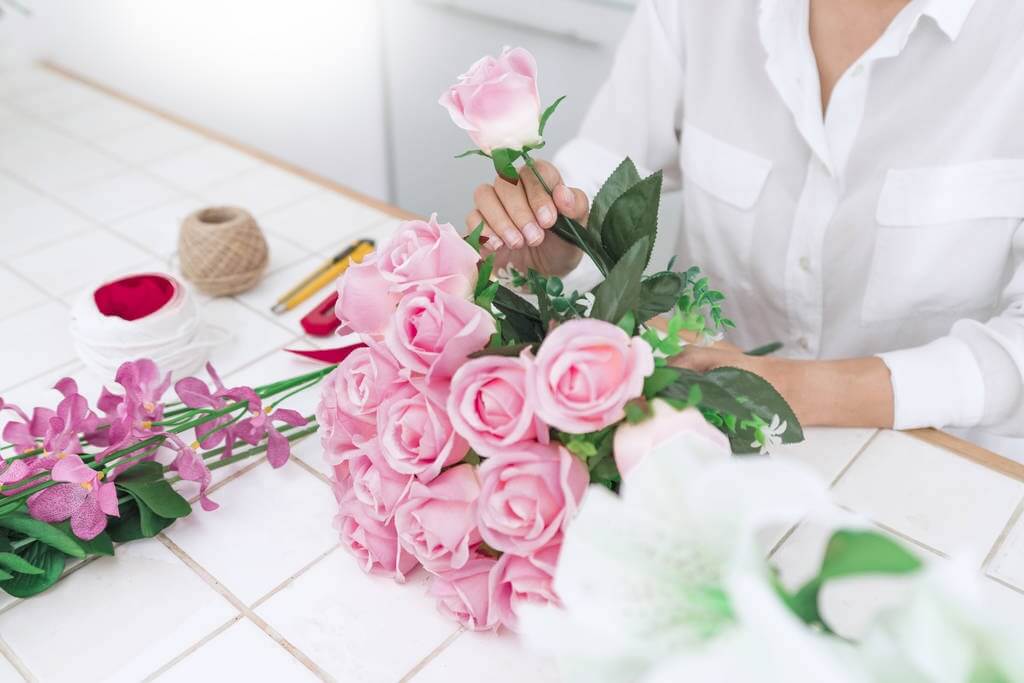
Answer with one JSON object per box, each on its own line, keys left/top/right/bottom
{"left": 93, "top": 274, "right": 175, "bottom": 321}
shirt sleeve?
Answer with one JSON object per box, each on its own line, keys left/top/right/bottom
{"left": 878, "top": 220, "right": 1024, "bottom": 436}
{"left": 553, "top": 0, "right": 686, "bottom": 198}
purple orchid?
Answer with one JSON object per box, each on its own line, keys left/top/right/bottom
{"left": 26, "top": 454, "right": 118, "bottom": 540}
{"left": 0, "top": 457, "right": 53, "bottom": 496}
{"left": 174, "top": 363, "right": 258, "bottom": 460}
{"left": 89, "top": 359, "right": 171, "bottom": 457}
{"left": 2, "top": 379, "right": 97, "bottom": 457}
{"left": 236, "top": 401, "right": 308, "bottom": 468}
{"left": 164, "top": 433, "right": 217, "bottom": 511}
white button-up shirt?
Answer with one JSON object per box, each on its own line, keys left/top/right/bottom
{"left": 555, "top": 0, "right": 1024, "bottom": 456}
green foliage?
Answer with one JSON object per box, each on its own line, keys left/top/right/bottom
{"left": 590, "top": 238, "right": 649, "bottom": 323}
{"left": 538, "top": 95, "right": 566, "bottom": 136}
{"left": 642, "top": 367, "right": 681, "bottom": 399}
{"left": 0, "top": 542, "right": 65, "bottom": 598}
{"left": 468, "top": 342, "right": 535, "bottom": 360}
{"left": 116, "top": 462, "right": 191, "bottom": 520}
{"left": 107, "top": 492, "right": 177, "bottom": 542}
{"left": 454, "top": 149, "right": 490, "bottom": 159}
{"left": 491, "top": 285, "right": 545, "bottom": 343}
{"left": 588, "top": 158, "right": 642, "bottom": 240}
{"left": 656, "top": 366, "right": 802, "bottom": 453}
{"left": 601, "top": 172, "right": 662, "bottom": 268}
{"left": 779, "top": 529, "right": 923, "bottom": 631}
{"left": 490, "top": 148, "right": 521, "bottom": 183}
{"left": 635, "top": 272, "right": 686, "bottom": 322}
{"left": 0, "top": 512, "right": 86, "bottom": 558}
{"left": 464, "top": 220, "right": 485, "bottom": 253}
{"left": 557, "top": 428, "right": 620, "bottom": 490}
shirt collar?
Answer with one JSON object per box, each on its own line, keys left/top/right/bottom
{"left": 922, "top": 0, "right": 977, "bottom": 41}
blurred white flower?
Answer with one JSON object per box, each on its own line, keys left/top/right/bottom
{"left": 860, "top": 558, "right": 1024, "bottom": 683}
{"left": 519, "top": 431, "right": 834, "bottom": 682}
{"left": 752, "top": 413, "right": 787, "bottom": 454}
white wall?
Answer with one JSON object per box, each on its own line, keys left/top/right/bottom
{"left": 24, "top": 1, "right": 392, "bottom": 200}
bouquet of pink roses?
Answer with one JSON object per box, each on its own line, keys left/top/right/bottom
{"left": 317, "top": 47, "right": 803, "bottom": 632}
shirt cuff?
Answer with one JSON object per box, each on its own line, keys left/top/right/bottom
{"left": 877, "top": 336, "right": 986, "bottom": 430}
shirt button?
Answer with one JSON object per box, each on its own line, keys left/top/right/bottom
{"left": 798, "top": 337, "right": 811, "bottom": 351}
{"left": 799, "top": 256, "right": 812, "bottom": 272}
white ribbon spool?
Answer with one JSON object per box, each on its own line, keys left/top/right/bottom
{"left": 70, "top": 273, "right": 229, "bottom": 379}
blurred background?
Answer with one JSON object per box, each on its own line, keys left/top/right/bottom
{"left": 0, "top": 0, "right": 639, "bottom": 225}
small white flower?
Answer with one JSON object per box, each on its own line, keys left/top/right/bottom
{"left": 579, "top": 291, "right": 595, "bottom": 317}
{"left": 494, "top": 265, "right": 518, "bottom": 288}
{"left": 752, "top": 414, "right": 787, "bottom": 454}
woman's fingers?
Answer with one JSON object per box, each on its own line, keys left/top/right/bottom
{"left": 521, "top": 164, "right": 558, "bottom": 230}
{"left": 494, "top": 176, "right": 545, "bottom": 246}
{"left": 553, "top": 183, "right": 590, "bottom": 223}
{"left": 473, "top": 183, "right": 525, "bottom": 249}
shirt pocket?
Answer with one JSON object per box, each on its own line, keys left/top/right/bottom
{"left": 679, "top": 122, "right": 772, "bottom": 288}
{"left": 862, "top": 160, "right": 1024, "bottom": 323}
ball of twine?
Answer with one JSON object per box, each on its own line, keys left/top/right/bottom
{"left": 179, "top": 206, "right": 269, "bottom": 296}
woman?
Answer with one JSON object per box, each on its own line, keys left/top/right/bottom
{"left": 465, "top": 0, "right": 1024, "bottom": 457}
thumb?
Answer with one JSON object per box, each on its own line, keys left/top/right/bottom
{"left": 553, "top": 183, "right": 590, "bottom": 223}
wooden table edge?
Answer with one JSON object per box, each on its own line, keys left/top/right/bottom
{"left": 39, "top": 61, "right": 1024, "bottom": 482}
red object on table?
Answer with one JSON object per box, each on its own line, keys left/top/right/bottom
{"left": 285, "top": 343, "right": 366, "bottom": 364}
{"left": 301, "top": 291, "right": 342, "bottom": 337}
{"left": 93, "top": 274, "right": 175, "bottom": 321}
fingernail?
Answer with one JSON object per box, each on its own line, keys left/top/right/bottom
{"left": 523, "top": 223, "right": 543, "bottom": 245}
{"left": 481, "top": 233, "right": 501, "bottom": 251}
{"left": 536, "top": 206, "right": 554, "bottom": 226}
{"left": 555, "top": 185, "right": 574, "bottom": 207}
{"left": 505, "top": 232, "right": 523, "bottom": 248}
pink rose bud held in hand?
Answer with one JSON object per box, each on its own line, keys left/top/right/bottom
{"left": 532, "top": 319, "right": 655, "bottom": 433}
{"left": 335, "top": 490, "right": 419, "bottom": 583}
{"left": 439, "top": 47, "right": 543, "bottom": 154}
{"left": 377, "top": 381, "right": 469, "bottom": 482}
{"left": 394, "top": 464, "right": 481, "bottom": 572}
{"left": 447, "top": 351, "right": 548, "bottom": 456}
{"left": 385, "top": 287, "right": 496, "bottom": 382}
{"left": 613, "top": 400, "right": 731, "bottom": 478}
{"left": 430, "top": 554, "right": 499, "bottom": 631}
{"left": 489, "top": 540, "right": 561, "bottom": 631}
{"left": 335, "top": 214, "right": 480, "bottom": 336}
{"left": 476, "top": 441, "right": 587, "bottom": 556}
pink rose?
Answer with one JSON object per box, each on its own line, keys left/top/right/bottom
{"left": 316, "top": 368, "right": 376, "bottom": 465}
{"left": 378, "top": 382, "right": 468, "bottom": 481}
{"left": 429, "top": 554, "right": 499, "bottom": 631}
{"left": 476, "top": 441, "right": 588, "bottom": 555}
{"left": 335, "top": 214, "right": 480, "bottom": 336}
{"left": 613, "top": 400, "right": 731, "bottom": 478}
{"left": 394, "top": 464, "right": 481, "bottom": 571}
{"left": 347, "top": 441, "right": 415, "bottom": 523}
{"left": 489, "top": 540, "right": 561, "bottom": 631}
{"left": 385, "top": 287, "right": 495, "bottom": 381}
{"left": 447, "top": 351, "right": 548, "bottom": 456}
{"left": 439, "top": 47, "right": 543, "bottom": 154}
{"left": 532, "top": 319, "right": 655, "bottom": 433}
{"left": 335, "top": 490, "right": 419, "bottom": 583}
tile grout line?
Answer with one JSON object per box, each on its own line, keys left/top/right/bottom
{"left": 141, "top": 614, "right": 245, "bottom": 682}
{"left": 988, "top": 574, "right": 1024, "bottom": 598}
{"left": 397, "top": 628, "right": 465, "bottom": 683}
{"left": 0, "top": 634, "right": 34, "bottom": 682}
{"left": 155, "top": 534, "right": 333, "bottom": 682}
{"left": 827, "top": 429, "right": 881, "bottom": 489}
{"left": 981, "top": 495, "right": 1024, "bottom": 575}
{"left": 248, "top": 544, "right": 341, "bottom": 611}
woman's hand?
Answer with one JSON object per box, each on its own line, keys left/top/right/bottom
{"left": 466, "top": 158, "right": 590, "bottom": 277}
{"left": 670, "top": 347, "right": 895, "bottom": 429}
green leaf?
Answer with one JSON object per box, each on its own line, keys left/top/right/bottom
{"left": 75, "top": 530, "right": 115, "bottom": 557}
{"left": 0, "top": 513, "right": 86, "bottom": 558}
{"left": 490, "top": 148, "right": 521, "bottom": 183}
{"left": 0, "top": 542, "right": 66, "bottom": 598}
{"left": 588, "top": 158, "right": 642, "bottom": 240}
{"left": 0, "top": 551, "right": 44, "bottom": 575}
{"left": 616, "top": 310, "right": 636, "bottom": 335}
{"left": 745, "top": 341, "right": 784, "bottom": 357}
{"left": 527, "top": 270, "right": 555, "bottom": 326}
{"left": 492, "top": 285, "right": 545, "bottom": 343}
{"left": 601, "top": 172, "right": 662, "bottom": 267}
{"left": 475, "top": 281, "right": 499, "bottom": 311}
{"left": 0, "top": 569, "right": 11, "bottom": 581}
{"left": 785, "top": 529, "right": 923, "bottom": 627}
{"left": 656, "top": 366, "right": 803, "bottom": 453}
{"left": 590, "top": 237, "right": 649, "bottom": 323}
{"left": 468, "top": 342, "right": 534, "bottom": 359}
{"left": 537, "top": 95, "right": 566, "bottom": 136}
{"left": 115, "top": 463, "right": 191, "bottom": 519}
{"left": 465, "top": 221, "right": 485, "bottom": 253}
{"left": 636, "top": 272, "right": 686, "bottom": 321}
{"left": 105, "top": 492, "right": 177, "bottom": 542}
{"left": 642, "top": 367, "right": 681, "bottom": 399}
{"left": 454, "top": 149, "right": 490, "bottom": 159}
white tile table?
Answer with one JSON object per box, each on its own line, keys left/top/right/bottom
{"left": 0, "top": 63, "right": 1022, "bottom": 682}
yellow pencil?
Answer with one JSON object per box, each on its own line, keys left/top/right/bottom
{"left": 271, "top": 240, "right": 375, "bottom": 314}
